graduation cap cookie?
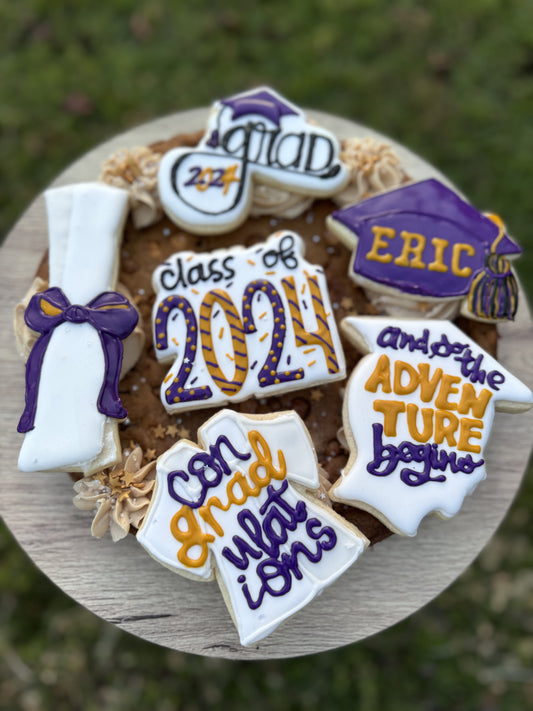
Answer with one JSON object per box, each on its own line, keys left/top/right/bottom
{"left": 329, "top": 317, "right": 533, "bottom": 537}
{"left": 327, "top": 179, "right": 522, "bottom": 321}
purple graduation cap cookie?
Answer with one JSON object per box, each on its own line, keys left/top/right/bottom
{"left": 327, "top": 179, "right": 522, "bottom": 322}
{"left": 158, "top": 87, "right": 349, "bottom": 235}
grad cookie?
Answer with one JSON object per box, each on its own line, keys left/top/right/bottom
{"left": 327, "top": 179, "right": 522, "bottom": 322}
{"left": 17, "top": 183, "right": 140, "bottom": 475}
{"left": 329, "top": 317, "right": 533, "bottom": 537}
{"left": 158, "top": 87, "right": 349, "bottom": 235}
{"left": 137, "top": 409, "right": 368, "bottom": 646}
{"left": 152, "top": 230, "right": 346, "bottom": 413}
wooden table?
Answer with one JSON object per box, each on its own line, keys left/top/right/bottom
{"left": 1, "top": 110, "right": 532, "bottom": 660}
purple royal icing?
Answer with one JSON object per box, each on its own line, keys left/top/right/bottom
{"left": 17, "top": 287, "right": 138, "bottom": 433}
{"left": 220, "top": 89, "right": 298, "bottom": 125}
{"left": 331, "top": 179, "right": 521, "bottom": 299}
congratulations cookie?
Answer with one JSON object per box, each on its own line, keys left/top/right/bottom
{"left": 137, "top": 409, "right": 368, "bottom": 646}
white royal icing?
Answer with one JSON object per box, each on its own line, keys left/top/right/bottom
{"left": 329, "top": 317, "right": 533, "bottom": 537}
{"left": 18, "top": 183, "right": 130, "bottom": 474}
{"left": 137, "top": 410, "right": 368, "bottom": 646}
{"left": 152, "top": 230, "right": 346, "bottom": 413}
{"left": 158, "top": 87, "right": 349, "bottom": 234}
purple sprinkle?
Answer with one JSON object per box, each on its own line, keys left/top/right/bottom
{"left": 190, "top": 377, "right": 198, "bottom": 385}
{"left": 251, "top": 360, "right": 258, "bottom": 370}
{"left": 226, "top": 281, "right": 234, "bottom": 288}
{"left": 213, "top": 310, "right": 220, "bottom": 319}
{"left": 302, "top": 299, "right": 308, "bottom": 310}
{"left": 287, "top": 355, "right": 291, "bottom": 365}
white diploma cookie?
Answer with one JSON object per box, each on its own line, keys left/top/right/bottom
{"left": 17, "top": 183, "right": 130, "bottom": 475}
{"left": 138, "top": 410, "right": 368, "bottom": 647}
{"left": 329, "top": 317, "right": 533, "bottom": 537}
{"left": 158, "top": 87, "right": 349, "bottom": 234}
{"left": 152, "top": 230, "right": 345, "bottom": 413}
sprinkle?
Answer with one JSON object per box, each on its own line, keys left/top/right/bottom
{"left": 270, "top": 219, "right": 279, "bottom": 227}
{"left": 333, "top": 302, "right": 339, "bottom": 310}
{"left": 301, "top": 283, "right": 306, "bottom": 295}
{"left": 137, "top": 288, "right": 145, "bottom": 295}
{"left": 190, "top": 377, "right": 198, "bottom": 385}
{"left": 327, "top": 246, "right": 335, "bottom": 254}
{"left": 131, "top": 384, "right": 139, "bottom": 392}
{"left": 218, "top": 327, "right": 224, "bottom": 339}
{"left": 251, "top": 360, "right": 258, "bottom": 370}
{"left": 247, "top": 259, "right": 256, "bottom": 266}
{"left": 226, "top": 353, "right": 234, "bottom": 361}
{"left": 191, "top": 288, "right": 199, "bottom": 295}
{"left": 171, "top": 337, "right": 179, "bottom": 346}
{"left": 259, "top": 332, "right": 269, "bottom": 342}
{"left": 259, "top": 311, "right": 267, "bottom": 319}
{"left": 312, "top": 234, "right": 320, "bottom": 243}
{"left": 186, "top": 255, "right": 194, "bottom": 261}
{"left": 162, "top": 227, "right": 171, "bottom": 236}
{"left": 152, "top": 424, "right": 166, "bottom": 439}
{"left": 305, "top": 212, "right": 314, "bottom": 224}
{"left": 303, "top": 348, "right": 316, "bottom": 355}
{"left": 307, "top": 360, "right": 316, "bottom": 367}
{"left": 265, "top": 270, "right": 276, "bottom": 275}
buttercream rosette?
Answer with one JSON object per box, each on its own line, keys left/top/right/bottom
{"left": 100, "top": 146, "right": 163, "bottom": 228}
{"left": 73, "top": 446, "right": 156, "bottom": 542}
{"left": 334, "top": 136, "right": 408, "bottom": 207}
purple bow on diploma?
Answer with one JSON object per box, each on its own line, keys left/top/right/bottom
{"left": 17, "top": 287, "right": 139, "bottom": 433}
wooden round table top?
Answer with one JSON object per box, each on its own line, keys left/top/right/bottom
{"left": 1, "top": 109, "right": 532, "bottom": 660}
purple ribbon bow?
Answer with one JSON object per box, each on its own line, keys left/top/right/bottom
{"left": 17, "top": 287, "right": 139, "bottom": 433}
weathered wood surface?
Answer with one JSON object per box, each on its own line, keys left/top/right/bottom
{"left": 1, "top": 110, "right": 532, "bottom": 660}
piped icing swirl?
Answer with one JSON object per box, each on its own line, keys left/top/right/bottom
{"left": 334, "top": 136, "right": 408, "bottom": 207}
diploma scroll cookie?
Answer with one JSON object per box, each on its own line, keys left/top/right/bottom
{"left": 158, "top": 87, "right": 349, "bottom": 234}
{"left": 327, "top": 179, "right": 522, "bottom": 322}
{"left": 329, "top": 317, "right": 533, "bottom": 537}
{"left": 152, "top": 230, "right": 346, "bottom": 413}
{"left": 17, "top": 183, "right": 140, "bottom": 475}
{"left": 137, "top": 409, "right": 368, "bottom": 646}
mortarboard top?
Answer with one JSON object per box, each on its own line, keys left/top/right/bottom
{"left": 219, "top": 88, "right": 299, "bottom": 126}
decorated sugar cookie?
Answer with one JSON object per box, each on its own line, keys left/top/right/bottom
{"left": 329, "top": 317, "right": 533, "bottom": 537}
{"left": 327, "top": 179, "right": 522, "bottom": 321}
{"left": 158, "top": 87, "right": 349, "bottom": 234}
{"left": 152, "top": 230, "right": 345, "bottom": 413}
{"left": 137, "top": 409, "right": 368, "bottom": 646}
{"left": 17, "top": 183, "right": 139, "bottom": 475}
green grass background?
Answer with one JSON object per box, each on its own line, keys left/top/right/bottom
{"left": 2, "top": 1, "right": 533, "bottom": 709}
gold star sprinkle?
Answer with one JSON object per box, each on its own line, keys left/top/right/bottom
{"left": 166, "top": 424, "right": 179, "bottom": 438}
{"left": 310, "top": 388, "right": 323, "bottom": 402}
{"left": 152, "top": 424, "right": 166, "bottom": 439}
{"left": 177, "top": 426, "right": 191, "bottom": 439}
{"left": 340, "top": 296, "right": 354, "bottom": 311}
{"left": 144, "top": 448, "right": 157, "bottom": 462}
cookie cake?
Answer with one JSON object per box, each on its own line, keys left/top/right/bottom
{"left": 11, "top": 88, "right": 533, "bottom": 650}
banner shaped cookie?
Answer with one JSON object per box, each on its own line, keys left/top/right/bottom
{"left": 327, "top": 179, "right": 522, "bottom": 321}
{"left": 152, "top": 231, "right": 345, "bottom": 413}
{"left": 330, "top": 317, "right": 533, "bottom": 537}
{"left": 17, "top": 183, "right": 138, "bottom": 475}
{"left": 158, "top": 87, "right": 348, "bottom": 234}
{"left": 137, "top": 410, "right": 368, "bottom": 646}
